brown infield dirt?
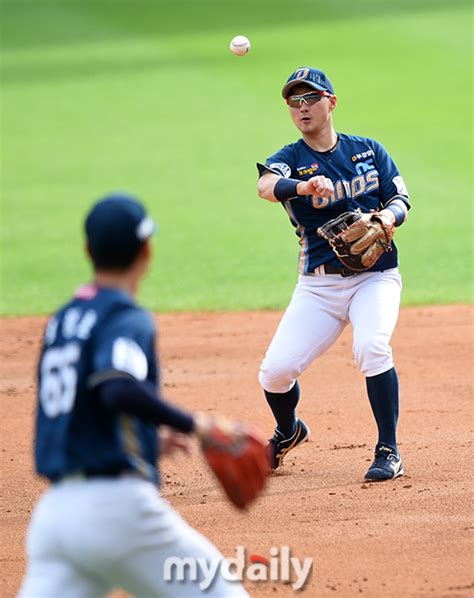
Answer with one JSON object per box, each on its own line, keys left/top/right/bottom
{"left": 1, "top": 306, "right": 473, "bottom": 598}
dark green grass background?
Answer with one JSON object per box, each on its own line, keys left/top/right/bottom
{"left": 1, "top": 0, "right": 472, "bottom": 314}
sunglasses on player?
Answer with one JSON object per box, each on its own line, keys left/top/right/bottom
{"left": 286, "top": 91, "right": 332, "bottom": 108}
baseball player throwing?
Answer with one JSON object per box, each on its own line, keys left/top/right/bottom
{"left": 19, "top": 194, "right": 266, "bottom": 597}
{"left": 257, "top": 67, "right": 410, "bottom": 481}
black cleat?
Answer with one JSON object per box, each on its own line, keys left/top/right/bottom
{"left": 364, "top": 445, "right": 404, "bottom": 482}
{"left": 268, "top": 419, "right": 310, "bottom": 470}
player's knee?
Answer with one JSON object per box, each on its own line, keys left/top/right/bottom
{"left": 353, "top": 335, "right": 393, "bottom": 376}
{"left": 258, "top": 360, "right": 299, "bottom": 394}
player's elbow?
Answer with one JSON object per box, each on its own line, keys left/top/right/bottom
{"left": 257, "top": 178, "right": 278, "bottom": 203}
{"left": 257, "top": 178, "right": 268, "bottom": 197}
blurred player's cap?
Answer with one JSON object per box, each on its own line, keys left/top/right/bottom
{"left": 282, "top": 67, "right": 334, "bottom": 98}
{"left": 85, "top": 193, "right": 156, "bottom": 268}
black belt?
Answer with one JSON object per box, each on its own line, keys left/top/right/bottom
{"left": 321, "top": 264, "right": 358, "bottom": 277}
{"left": 55, "top": 469, "right": 148, "bottom": 482}
{"left": 83, "top": 469, "right": 126, "bottom": 479}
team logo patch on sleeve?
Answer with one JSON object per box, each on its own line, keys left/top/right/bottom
{"left": 393, "top": 175, "right": 408, "bottom": 196}
{"left": 269, "top": 162, "right": 292, "bottom": 178}
{"left": 112, "top": 337, "right": 148, "bottom": 381}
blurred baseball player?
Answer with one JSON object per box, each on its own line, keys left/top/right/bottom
{"left": 257, "top": 67, "right": 410, "bottom": 481}
{"left": 19, "top": 193, "right": 251, "bottom": 597}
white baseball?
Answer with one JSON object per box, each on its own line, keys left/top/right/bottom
{"left": 230, "top": 35, "right": 251, "bottom": 56}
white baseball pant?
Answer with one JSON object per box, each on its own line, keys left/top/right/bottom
{"left": 19, "top": 476, "right": 248, "bottom": 597}
{"left": 259, "top": 269, "right": 402, "bottom": 393}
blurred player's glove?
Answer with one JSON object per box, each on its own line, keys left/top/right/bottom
{"left": 317, "top": 211, "right": 394, "bottom": 271}
{"left": 196, "top": 416, "right": 270, "bottom": 510}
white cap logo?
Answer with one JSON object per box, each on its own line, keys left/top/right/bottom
{"left": 136, "top": 216, "right": 155, "bottom": 240}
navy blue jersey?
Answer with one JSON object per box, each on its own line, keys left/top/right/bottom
{"left": 35, "top": 285, "right": 160, "bottom": 483}
{"left": 259, "top": 133, "right": 410, "bottom": 274}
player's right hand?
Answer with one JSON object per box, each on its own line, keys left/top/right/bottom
{"left": 297, "top": 175, "right": 334, "bottom": 198}
{"left": 159, "top": 427, "right": 192, "bottom": 458}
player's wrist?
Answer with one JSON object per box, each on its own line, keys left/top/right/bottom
{"left": 381, "top": 203, "right": 406, "bottom": 227}
{"left": 193, "top": 412, "right": 214, "bottom": 440}
{"left": 273, "top": 178, "right": 305, "bottom": 202}
{"left": 295, "top": 181, "right": 307, "bottom": 196}
{"left": 193, "top": 412, "right": 238, "bottom": 444}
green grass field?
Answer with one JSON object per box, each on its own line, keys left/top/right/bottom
{"left": 1, "top": 0, "right": 472, "bottom": 314}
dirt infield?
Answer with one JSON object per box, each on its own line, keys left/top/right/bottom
{"left": 1, "top": 306, "right": 472, "bottom": 597}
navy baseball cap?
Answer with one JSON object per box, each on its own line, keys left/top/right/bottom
{"left": 282, "top": 67, "right": 334, "bottom": 98}
{"left": 85, "top": 193, "right": 156, "bottom": 269}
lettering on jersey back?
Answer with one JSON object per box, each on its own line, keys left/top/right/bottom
{"left": 44, "top": 317, "right": 59, "bottom": 346}
{"left": 61, "top": 308, "right": 97, "bottom": 341}
{"left": 63, "top": 309, "right": 81, "bottom": 339}
{"left": 76, "top": 310, "right": 98, "bottom": 340}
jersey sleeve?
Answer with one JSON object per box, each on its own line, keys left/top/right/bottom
{"left": 88, "top": 308, "right": 156, "bottom": 389}
{"left": 372, "top": 140, "right": 411, "bottom": 208}
{"left": 256, "top": 144, "right": 296, "bottom": 179}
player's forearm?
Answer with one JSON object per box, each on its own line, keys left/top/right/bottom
{"left": 98, "top": 378, "right": 195, "bottom": 433}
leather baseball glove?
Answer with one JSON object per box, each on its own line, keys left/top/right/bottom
{"left": 197, "top": 417, "right": 270, "bottom": 510}
{"left": 317, "top": 211, "right": 394, "bottom": 271}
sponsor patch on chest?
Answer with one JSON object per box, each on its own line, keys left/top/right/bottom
{"left": 296, "top": 162, "right": 319, "bottom": 176}
{"left": 351, "top": 149, "right": 374, "bottom": 162}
